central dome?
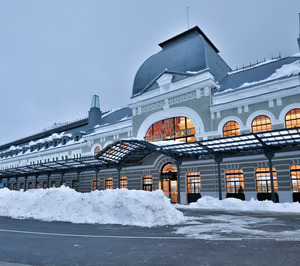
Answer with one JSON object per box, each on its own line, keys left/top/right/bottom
{"left": 132, "top": 26, "right": 231, "bottom": 97}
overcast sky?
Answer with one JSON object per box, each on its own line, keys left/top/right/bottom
{"left": 0, "top": 0, "right": 299, "bottom": 145}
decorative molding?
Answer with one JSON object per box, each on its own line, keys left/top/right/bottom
{"left": 238, "top": 106, "right": 242, "bottom": 114}
{"left": 268, "top": 99, "right": 274, "bottom": 108}
{"left": 276, "top": 98, "right": 282, "bottom": 106}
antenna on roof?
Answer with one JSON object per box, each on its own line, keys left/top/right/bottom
{"left": 186, "top": 6, "right": 190, "bottom": 29}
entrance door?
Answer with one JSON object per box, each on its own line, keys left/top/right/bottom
{"left": 161, "top": 163, "right": 178, "bottom": 203}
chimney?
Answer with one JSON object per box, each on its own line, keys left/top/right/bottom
{"left": 88, "top": 95, "right": 102, "bottom": 128}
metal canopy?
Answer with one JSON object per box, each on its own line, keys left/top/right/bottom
{"left": 1, "top": 128, "right": 300, "bottom": 179}
{"left": 95, "top": 139, "right": 159, "bottom": 166}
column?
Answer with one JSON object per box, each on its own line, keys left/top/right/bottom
{"left": 265, "top": 150, "right": 276, "bottom": 203}
{"left": 214, "top": 154, "right": 223, "bottom": 200}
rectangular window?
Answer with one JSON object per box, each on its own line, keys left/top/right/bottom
{"left": 120, "top": 177, "right": 128, "bottom": 189}
{"left": 143, "top": 176, "right": 153, "bottom": 191}
{"left": 187, "top": 172, "right": 201, "bottom": 193}
{"left": 226, "top": 170, "right": 244, "bottom": 193}
{"left": 92, "top": 178, "right": 100, "bottom": 191}
{"left": 256, "top": 168, "right": 278, "bottom": 193}
{"left": 291, "top": 166, "right": 300, "bottom": 192}
{"left": 105, "top": 178, "right": 114, "bottom": 190}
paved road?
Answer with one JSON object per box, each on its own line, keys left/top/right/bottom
{"left": 0, "top": 210, "right": 300, "bottom": 265}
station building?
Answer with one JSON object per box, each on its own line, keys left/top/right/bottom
{"left": 1, "top": 24, "right": 300, "bottom": 204}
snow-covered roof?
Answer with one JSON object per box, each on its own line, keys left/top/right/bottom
{"left": 217, "top": 56, "right": 300, "bottom": 94}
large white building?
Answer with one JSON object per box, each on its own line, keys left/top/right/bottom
{"left": 1, "top": 23, "right": 300, "bottom": 204}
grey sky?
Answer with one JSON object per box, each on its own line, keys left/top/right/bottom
{"left": 0, "top": 0, "right": 299, "bottom": 145}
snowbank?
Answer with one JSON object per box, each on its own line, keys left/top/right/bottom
{"left": 178, "top": 196, "right": 300, "bottom": 213}
{"left": 0, "top": 187, "right": 185, "bottom": 227}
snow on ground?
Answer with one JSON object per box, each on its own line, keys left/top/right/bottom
{"left": 0, "top": 187, "right": 186, "bottom": 227}
{"left": 175, "top": 214, "right": 300, "bottom": 240}
{"left": 177, "top": 196, "right": 300, "bottom": 213}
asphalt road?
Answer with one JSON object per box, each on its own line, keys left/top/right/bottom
{"left": 0, "top": 210, "right": 300, "bottom": 266}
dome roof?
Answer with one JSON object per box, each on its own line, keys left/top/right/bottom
{"left": 132, "top": 26, "right": 231, "bottom": 97}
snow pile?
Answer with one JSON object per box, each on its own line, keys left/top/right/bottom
{"left": 0, "top": 187, "right": 186, "bottom": 227}
{"left": 179, "top": 196, "right": 300, "bottom": 213}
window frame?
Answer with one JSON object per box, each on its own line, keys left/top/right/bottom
{"left": 251, "top": 115, "right": 272, "bottom": 133}
{"left": 256, "top": 168, "right": 278, "bottom": 193}
{"left": 223, "top": 121, "right": 240, "bottom": 138}
{"left": 225, "top": 170, "right": 244, "bottom": 193}
{"left": 285, "top": 109, "right": 300, "bottom": 129}
{"left": 187, "top": 172, "right": 202, "bottom": 194}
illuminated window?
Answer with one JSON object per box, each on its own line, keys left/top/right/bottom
{"left": 256, "top": 168, "right": 278, "bottom": 193}
{"left": 187, "top": 172, "right": 201, "bottom": 193}
{"left": 226, "top": 170, "right": 244, "bottom": 193}
{"left": 223, "top": 121, "right": 240, "bottom": 138}
{"left": 291, "top": 166, "right": 300, "bottom": 192}
{"left": 36, "top": 182, "right": 40, "bottom": 189}
{"left": 120, "top": 177, "right": 128, "bottom": 189}
{"left": 92, "top": 178, "right": 100, "bottom": 191}
{"left": 105, "top": 178, "right": 114, "bottom": 190}
{"left": 143, "top": 176, "right": 153, "bottom": 191}
{"left": 13, "top": 183, "right": 17, "bottom": 190}
{"left": 94, "top": 146, "right": 101, "bottom": 156}
{"left": 162, "top": 163, "right": 178, "bottom": 174}
{"left": 145, "top": 117, "right": 197, "bottom": 143}
{"left": 252, "top": 116, "right": 272, "bottom": 133}
{"left": 51, "top": 181, "right": 56, "bottom": 188}
{"left": 286, "top": 109, "right": 300, "bottom": 129}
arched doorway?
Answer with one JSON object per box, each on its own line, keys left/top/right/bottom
{"left": 160, "top": 163, "right": 178, "bottom": 203}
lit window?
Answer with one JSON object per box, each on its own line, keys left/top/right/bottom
{"left": 145, "top": 117, "right": 197, "bottom": 143}
{"left": 252, "top": 116, "right": 272, "bottom": 133}
{"left": 92, "top": 178, "right": 100, "bottom": 191}
{"left": 223, "top": 121, "right": 240, "bottom": 138}
{"left": 226, "top": 170, "right": 244, "bottom": 193}
{"left": 285, "top": 109, "right": 300, "bottom": 129}
{"left": 291, "top": 166, "right": 300, "bottom": 192}
{"left": 256, "top": 168, "right": 278, "bottom": 193}
{"left": 94, "top": 146, "right": 101, "bottom": 156}
{"left": 143, "top": 176, "right": 153, "bottom": 191}
{"left": 162, "top": 163, "right": 178, "bottom": 174}
{"left": 105, "top": 178, "right": 114, "bottom": 190}
{"left": 120, "top": 176, "right": 128, "bottom": 189}
{"left": 187, "top": 172, "right": 201, "bottom": 193}
{"left": 36, "top": 182, "right": 40, "bottom": 189}
{"left": 51, "top": 181, "right": 56, "bottom": 188}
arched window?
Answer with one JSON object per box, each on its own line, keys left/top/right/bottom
{"left": 226, "top": 170, "right": 244, "bottom": 193}
{"left": 162, "top": 163, "right": 178, "bottom": 174}
{"left": 223, "top": 121, "right": 240, "bottom": 138}
{"left": 120, "top": 177, "right": 128, "bottom": 189}
{"left": 291, "top": 166, "right": 300, "bottom": 192}
{"left": 143, "top": 176, "right": 153, "bottom": 191}
{"left": 94, "top": 146, "right": 101, "bottom": 156}
{"left": 252, "top": 116, "right": 272, "bottom": 133}
{"left": 256, "top": 168, "right": 278, "bottom": 193}
{"left": 187, "top": 172, "right": 201, "bottom": 194}
{"left": 285, "top": 109, "right": 300, "bottom": 129}
{"left": 145, "top": 117, "right": 197, "bottom": 143}
{"left": 105, "top": 178, "right": 114, "bottom": 190}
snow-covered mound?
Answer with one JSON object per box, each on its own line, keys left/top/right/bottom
{"left": 0, "top": 187, "right": 186, "bottom": 227}
{"left": 178, "top": 196, "right": 300, "bottom": 213}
